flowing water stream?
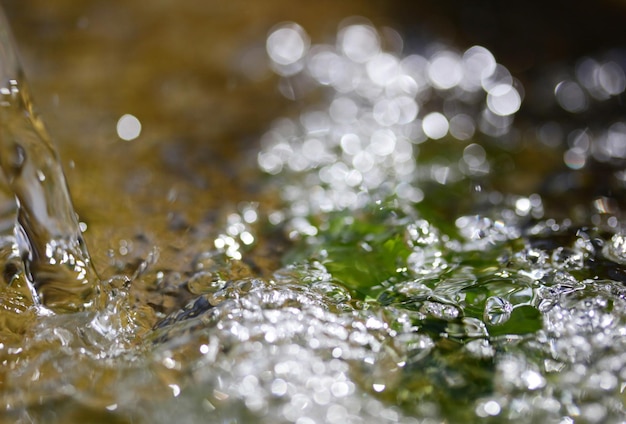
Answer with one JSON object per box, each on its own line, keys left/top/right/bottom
{"left": 1, "top": 3, "right": 626, "bottom": 423}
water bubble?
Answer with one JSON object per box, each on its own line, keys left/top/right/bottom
{"left": 484, "top": 296, "right": 513, "bottom": 325}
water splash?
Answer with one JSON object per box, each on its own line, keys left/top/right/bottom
{"left": 0, "top": 8, "right": 102, "bottom": 312}
{"left": 1, "top": 10, "right": 626, "bottom": 424}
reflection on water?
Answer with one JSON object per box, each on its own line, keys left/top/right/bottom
{"left": 1, "top": 2, "right": 626, "bottom": 423}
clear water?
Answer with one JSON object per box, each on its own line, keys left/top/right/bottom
{"left": 1, "top": 8, "right": 626, "bottom": 424}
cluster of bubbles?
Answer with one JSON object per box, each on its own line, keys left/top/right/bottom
{"left": 259, "top": 20, "right": 523, "bottom": 215}
{"left": 147, "top": 274, "right": 419, "bottom": 424}
{"left": 141, "top": 213, "right": 626, "bottom": 423}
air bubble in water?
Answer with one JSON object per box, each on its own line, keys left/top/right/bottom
{"left": 484, "top": 297, "right": 513, "bottom": 325}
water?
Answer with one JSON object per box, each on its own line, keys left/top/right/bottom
{"left": 0, "top": 8, "right": 101, "bottom": 313}
{"left": 2, "top": 5, "right": 626, "bottom": 424}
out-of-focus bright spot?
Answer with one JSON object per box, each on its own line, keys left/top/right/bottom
{"left": 564, "top": 148, "right": 587, "bottom": 169}
{"left": 169, "top": 384, "right": 181, "bottom": 397}
{"left": 462, "top": 46, "right": 496, "bottom": 90}
{"left": 515, "top": 197, "right": 532, "bottom": 215}
{"left": 576, "top": 57, "right": 600, "bottom": 90}
{"left": 568, "top": 128, "right": 591, "bottom": 151}
{"left": 598, "top": 122, "right": 626, "bottom": 160}
{"left": 338, "top": 24, "right": 380, "bottom": 63}
{"left": 481, "top": 64, "right": 512, "bottom": 92}
{"left": 449, "top": 114, "right": 476, "bottom": 140}
{"left": 366, "top": 53, "right": 400, "bottom": 86}
{"left": 240, "top": 231, "right": 255, "bottom": 246}
{"left": 266, "top": 24, "right": 309, "bottom": 66}
{"left": 400, "top": 54, "right": 430, "bottom": 87}
{"left": 428, "top": 51, "right": 463, "bottom": 89}
{"left": 463, "top": 143, "right": 486, "bottom": 168}
{"left": 422, "top": 112, "right": 449, "bottom": 139}
{"left": 116, "top": 114, "right": 141, "bottom": 141}
{"left": 483, "top": 400, "right": 501, "bottom": 416}
{"left": 396, "top": 183, "right": 424, "bottom": 203}
{"left": 555, "top": 80, "right": 587, "bottom": 113}
{"left": 598, "top": 61, "right": 626, "bottom": 96}
{"left": 340, "top": 133, "right": 362, "bottom": 155}
{"left": 307, "top": 47, "right": 352, "bottom": 89}
{"left": 372, "top": 383, "right": 386, "bottom": 393}
{"left": 259, "top": 19, "right": 522, "bottom": 215}
{"left": 537, "top": 122, "right": 563, "bottom": 148}
{"left": 370, "top": 129, "right": 396, "bottom": 156}
{"left": 487, "top": 84, "right": 521, "bottom": 116}
{"left": 329, "top": 97, "right": 358, "bottom": 124}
